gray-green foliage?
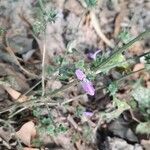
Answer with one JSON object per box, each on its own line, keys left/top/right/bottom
{"left": 33, "top": 20, "right": 46, "bottom": 34}
{"left": 75, "top": 60, "right": 85, "bottom": 70}
{"left": 59, "top": 64, "right": 75, "bottom": 81}
{"left": 32, "top": 0, "right": 57, "bottom": 34}
{"left": 136, "top": 122, "right": 150, "bottom": 134}
{"left": 108, "top": 82, "right": 118, "bottom": 96}
{"left": 98, "top": 53, "right": 128, "bottom": 74}
{"left": 33, "top": 108, "right": 68, "bottom": 136}
{"left": 75, "top": 106, "right": 85, "bottom": 118}
{"left": 118, "top": 30, "right": 134, "bottom": 44}
{"left": 145, "top": 53, "right": 150, "bottom": 65}
{"left": 85, "top": 0, "right": 97, "bottom": 7}
{"left": 132, "top": 85, "right": 150, "bottom": 118}
{"left": 132, "top": 85, "right": 150, "bottom": 108}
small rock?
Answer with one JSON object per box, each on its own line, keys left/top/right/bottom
{"left": 47, "top": 80, "right": 62, "bottom": 91}
{"left": 108, "top": 137, "right": 143, "bottom": 150}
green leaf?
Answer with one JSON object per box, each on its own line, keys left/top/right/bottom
{"left": 85, "top": 0, "right": 97, "bottom": 7}
{"left": 145, "top": 63, "right": 150, "bottom": 70}
{"left": 59, "top": 64, "right": 75, "bottom": 81}
{"left": 45, "top": 9, "right": 57, "bottom": 23}
{"left": 114, "top": 97, "right": 130, "bottom": 110}
{"left": 108, "top": 82, "right": 118, "bottom": 96}
{"left": 100, "top": 53, "right": 129, "bottom": 73}
{"left": 41, "top": 117, "right": 52, "bottom": 126}
{"left": 101, "top": 97, "right": 130, "bottom": 122}
{"left": 132, "top": 85, "right": 150, "bottom": 108}
{"left": 33, "top": 20, "right": 46, "bottom": 34}
{"left": 0, "top": 27, "right": 5, "bottom": 36}
{"left": 136, "top": 122, "right": 150, "bottom": 134}
{"left": 118, "top": 30, "right": 133, "bottom": 44}
{"left": 75, "top": 106, "right": 85, "bottom": 118}
{"left": 46, "top": 65, "right": 55, "bottom": 75}
{"left": 75, "top": 60, "right": 85, "bottom": 70}
{"left": 56, "top": 124, "right": 68, "bottom": 134}
{"left": 145, "top": 53, "right": 150, "bottom": 64}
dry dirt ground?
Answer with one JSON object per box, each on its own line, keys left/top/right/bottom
{"left": 0, "top": 0, "right": 150, "bottom": 150}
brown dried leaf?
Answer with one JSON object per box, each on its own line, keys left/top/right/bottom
{"left": 114, "top": 10, "right": 126, "bottom": 37}
{"left": 141, "top": 140, "right": 150, "bottom": 150}
{"left": 129, "top": 42, "right": 143, "bottom": 55}
{"left": 16, "top": 121, "right": 36, "bottom": 147}
{"left": 64, "top": 0, "right": 83, "bottom": 15}
{"left": 4, "top": 86, "right": 27, "bottom": 102}
{"left": 47, "top": 80, "right": 62, "bottom": 91}
{"left": 133, "top": 63, "right": 149, "bottom": 80}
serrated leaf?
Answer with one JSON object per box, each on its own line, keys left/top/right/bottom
{"left": 136, "top": 122, "right": 150, "bottom": 134}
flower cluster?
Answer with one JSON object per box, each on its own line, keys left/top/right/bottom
{"left": 75, "top": 69, "right": 95, "bottom": 96}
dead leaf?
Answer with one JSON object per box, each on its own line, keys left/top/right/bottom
{"left": 4, "top": 86, "right": 27, "bottom": 102}
{"left": 114, "top": 2, "right": 127, "bottom": 37}
{"left": 133, "top": 63, "right": 149, "bottom": 80}
{"left": 16, "top": 121, "right": 36, "bottom": 147}
{"left": 129, "top": 42, "right": 143, "bottom": 55}
{"left": 47, "top": 80, "right": 62, "bottom": 91}
{"left": 141, "top": 140, "right": 150, "bottom": 150}
{"left": 129, "top": 25, "right": 143, "bottom": 55}
{"left": 64, "top": 0, "right": 83, "bottom": 15}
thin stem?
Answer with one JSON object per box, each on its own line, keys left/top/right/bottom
{"left": 95, "top": 28, "right": 150, "bottom": 74}
{"left": 38, "top": 0, "right": 45, "bottom": 13}
{"left": 0, "top": 119, "right": 23, "bottom": 150}
{"left": 90, "top": 10, "right": 114, "bottom": 48}
{"left": 42, "top": 31, "right": 46, "bottom": 96}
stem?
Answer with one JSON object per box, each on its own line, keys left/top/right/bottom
{"left": 38, "top": 0, "right": 45, "bottom": 13}
{"left": 95, "top": 28, "right": 150, "bottom": 74}
{"left": 0, "top": 119, "right": 23, "bottom": 150}
{"left": 90, "top": 10, "right": 114, "bottom": 48}
{"left": 42, "top": 31, "right": 46, "bottom": 96}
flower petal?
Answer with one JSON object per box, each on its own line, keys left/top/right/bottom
{"left": 81, "top": 79, "right": 95, "bottom": 96}
{"left": 87, "top": 49, "right": 101, "bottom": 60}
{"left": 83, "top": 111, "right": 93, "bottom": 117}
{"left": 75, "top": 69, "right": 86, "bottom": 81}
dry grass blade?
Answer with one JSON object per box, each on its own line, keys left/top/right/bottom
{"left": 90, "top": 10, "right": 114, "bottom": 48}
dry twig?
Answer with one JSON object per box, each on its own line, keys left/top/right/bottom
{"left": 90, "top": 10, "right": 114, "bottom": 48}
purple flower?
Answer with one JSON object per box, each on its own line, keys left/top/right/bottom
{"left": 83, "top": 111, "right": 93, "bottom": 117}
{"left": 81, "top": 78, "right": 95, "bottom": 96}
{"left": 87, "top": 49, "right": 101, "bottom": 60}
{"left": 75, "top": 69, "right": 86, "bottom": 81}
{"left": 75, "top": 69, "right": 95, "bottom": 96}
